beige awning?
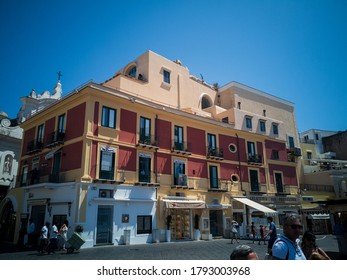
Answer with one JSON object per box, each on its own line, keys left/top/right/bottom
{"left": 233, "top": 197, "right": 277, "bottom": 213}
{"left": 163, "top": 199, "right": 206, "bottom": 209}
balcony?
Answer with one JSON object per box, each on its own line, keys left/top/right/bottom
{"left": 206, "top": 147, "right": 224, "bottom": 160}
{"left": 134, "top": 171, "right": 160, "bottom": 187}
{"left": 93, "top": 170, "right": 125, "bottom": 184}
{"left": 46, "top": 130, "right": 65, "bottom": 148}
{"left": 249, "top": 184, "right": 267, "bottom": 195}
{"left": 171, "top": 141, "right": 192, "bottom": 155}
{"left": 248, "top": 154, "right": 262, "bottom": 165}
{"left": 171, "top": 173, "right": 194, "bottom": 189}
{"left": 136, "top": 134, "right": 159, "bottom": 149}
{"left": 287, "top": 147, "right": 302, "bottom": 157}
{"left": 26, "top": 139, "right": 44, "bottom": 155}
{"left": 208, "top": 179, "right": 229, "bottom": 192}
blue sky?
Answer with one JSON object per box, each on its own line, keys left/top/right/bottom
{"left": 0, "top": 0, "right": 346, "bottom": 133}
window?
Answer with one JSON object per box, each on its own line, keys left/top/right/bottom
{"left": 37, "top": 124, "right": 44, "bottom": 143}
{"left": 238, "top": 102, "right": 241, "bottom": 109}
{"left": 247, "top": 141, "right": 256, "bottom": 157}
{"left": 246, "top": 116, "right": 252, "bottom": 129}
{"left": 99, "top": 147, "right": 115, "bottom": 180}
{"left": 231, "top": 174, "right": 239, "bottom": 183}
{"left": 207, "top": 133, "right": 217, "bottom": 149}
{"left": 263, "top": 109, "right": 266, "bottom": 117}
{"left": 139, "top": 153, "right": 151, "bottom": 183}
{"left": 58, "top": 114, "right": 65, "bottom": 133}
{"left": 163, "top": 70, "right": 170, "bottom": 84}
{"left": 209, "top": 165, "right": 219, "bottom": 189}
{"left": 222, "top": 117, "right": 229, "bottom": 123}
{"left": 21, "top": 165, "right": 28, "bottom": 186}
{"left": 315, "top": 133, "right": 319, "bottom": 140}
{"left": 272, "top": 123, "right": 279, "bottom": 135}
{"left": 128, "top": 66, "right": 136, "bottom": 78}
{"left": 288, "top": 136, "right": 295, "bottom": 148}
{"left": 102, "top": 106, "right": 116, "bottom": 129}
{"left": 174, "top": 125, "right": 184, "bottom": 150}
{"left": 137, "top": 215, "right": 152, "bottom": 234}
{"left": 307, "top": 151, "right": 312, "bottom": 160}
{"left": 174, "top": 159, "right": 186, "bottom": 185}
{"left": 249, "top": 170, "right": 259, "bottom": 192}
{"left": 273, "top": 150, "right": 279, "bottom": 160}
{"left": 140, "top": 117, "right": 151, "bottom": 143}
{"left": 228, "top": 144, "right": 237, "bottom": 153}
{"left": 202, "top": 96, "right": 211, "bottom": 109}
{"left": 260, "top": 120, "right": 266, "bottom": 132}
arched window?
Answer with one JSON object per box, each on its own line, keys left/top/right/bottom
{"left": 127, "top": 66, "right": 136, "bottom": 78}
{"left": 201, "top": 96, "right": 211, "bottom": 109}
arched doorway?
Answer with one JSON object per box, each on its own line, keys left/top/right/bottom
{"left": 0, "top": 199, "right": 16, "bottom": 242}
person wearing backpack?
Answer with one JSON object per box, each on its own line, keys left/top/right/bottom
{"left": 271, "top": 214, "right": 306, "bottom": 260}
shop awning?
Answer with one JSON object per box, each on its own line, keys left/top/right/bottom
{"left": 308, "top": 214, "right": 330, "bottom": 220}
{"left": 163, "top": 199, "right": 206, "bottom": 209}
{"left": 233, "top": 197, "right": 277, "bottom": 213}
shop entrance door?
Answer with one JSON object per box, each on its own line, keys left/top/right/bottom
{"left": 96, "top": 205, "right": 113, "bottom": 245}
{"left": 209, "top": 210, "right": 223, "bottom": 237}
{"left": 170, "top": 209, "right": 191, "bottom": 240}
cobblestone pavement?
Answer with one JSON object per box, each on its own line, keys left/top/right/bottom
{"left": 0, "top": 235, "right": 344, "bottom": 260}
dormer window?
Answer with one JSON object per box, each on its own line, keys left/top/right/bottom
{"left": 128, "top": 66, "right": 136, "bottom": 78}
{"left": 246, "top": 116, "right": 252, "bottom": 129}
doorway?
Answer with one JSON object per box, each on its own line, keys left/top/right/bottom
{"left": 209, "top": 210, "right": 223, "bottom": 237}
{"left": 96, "top": 205, "right": 113, "bottom": 245}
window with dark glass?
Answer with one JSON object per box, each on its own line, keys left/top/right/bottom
{"left": 58, "top": 114, "right": 65, "bottom": 133}
{"left": 174, "top": 160, "right": 186, "bottom": 185}
{"left": 137, "top": 215, "right": 152, "bottom": 234}
{"left": 163, "top": 70, "right": 170, "bottom": 84}
{"left": 246, "top": 116, "right": 252, "bottom": 129}
{"left": 209, "top": 165, "right": 218, "bottom": 189}
{"left": 37, "top": 124, "right": 44, "bottom": 143}
{"left": 139, "top": 154, "right": 151, "bottom": 183}
{"left": 273, "top": 123, "right": 279, "bottom": 135}
{"left": 273, "top": 150, "right": 279, "bottom": 160}
{"left": 128, "top": 66, "right": 136, "bottom": 78}
{"left": 140, "top": 117, "right": 151, "bottom": 143}
{"left": 99, "top": 148, "right": 115, "bottom": 180}
{"left": 101, "top": 106, "right": 116, "bottom": 129}
{"left": 174, "top": 125, "right": 184, "bottom": 150}
{"left": 260, "top": 120, "right": 266, "bottom": 132}
{"left": 288, "top": 136, "right": 295, "bottom": 148}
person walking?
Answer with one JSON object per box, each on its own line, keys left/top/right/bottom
{"left": 271, "top": 214, "right": 306, "bottom": 260}
{"left": 258, "top": 225, "right": 266, "bottom": 245}
{"left": 27, "top": 218, "right": 35, "bottom": 248}
{"left": 47, "top": 223, "right": 58, "bottom": 254}
{"left": 38, "top": 222, "right": 50, "bottom": 254}
{"left": 251, "top": 222, "right": 256, "bottom": 244}
{"left": 230, "top": 220, "right": 239, "bottom": 244}
{"left": 264, "top": 216, "right": 277, "bottom": 254}
{"left": 58, "top": 221, "right": 69, "bottom": 250}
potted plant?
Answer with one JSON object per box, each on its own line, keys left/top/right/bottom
{"left": 194, "top": 214, "right": 201, "bottom": 241}
{"left": 166, "top": 215, "right": 172, "bottom": 242}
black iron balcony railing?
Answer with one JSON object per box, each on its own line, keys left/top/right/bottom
{"left": 208, "top": 179, "right": 229, "bottom": 192}
{"left": 46, "top": 130, "right": 65, "bottom": 148}
{"left": 171, "top": 140, "right": 192, "bottom": 154}
{"left": 287, "top": 147, "right": 302, "bottom": 157}
{"left": 137, "top": 133, "right": 158, "bottom": 148}
{"left": 135, "top": 170, "right": 160, "bottom": 186}
{"left": 26, "top": 139, "right": 44, "bottom": 155}
{"left": 248, "top": 154, "right": 262, "bottom": 165}
{"left": 206, "top": 147, "right": 224, "bottom": 159}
